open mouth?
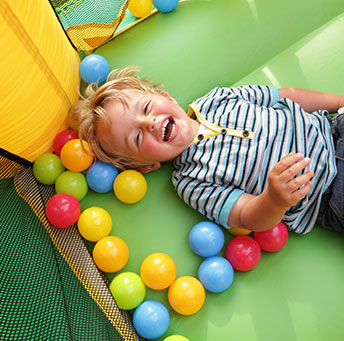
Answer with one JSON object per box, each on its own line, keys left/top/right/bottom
{"left": 162, "top": 117, "right": 176, "bottom": 142}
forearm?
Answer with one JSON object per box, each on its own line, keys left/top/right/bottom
{"left": 238, "top": 190, "right": 288, "bottom": 232}
{"left": 279, "top": 88, "right": 344, "bottom": 113}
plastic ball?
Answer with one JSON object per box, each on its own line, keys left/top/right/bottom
{"left": 225, "top": 236, "right": 261, "bottom": 271}
{"left": 79, "top": 54, "right": 110, "bottom": 84}
{"left": 198, "top": 256, "right": 234, "bottom": 293}
{"left": 164, "top": 336, "right": 190, "bottom": 341}
{"left": 113, "top": 170, "right": 147, "bottom": 204}
{"left": 60, "top": 139, "right": 93, "bottom": 172}
{"left": 53, "top": 129, "right": 79, "bottom": 156}
{"left": 78, "top": 207, "right": 112, "bottom": 242}
{"left": 67, "top": 111, "right": 79, "bottom": 132}
{"left": 45, "top": 193, "right": 81, "bottom": 228}
{"left": 128, "top": 0, "right": 153, "bottom": 18}
{"left": 55, "top": 171, "right": 88, "bottom": 201}
{"left": 189, "top": 221, "right": 225, "bottom": 257}
{"left": 109, "top": 272, "right": 146, "bottom": 310}
{"left": 33, "top": 153, "right": 65, "bottom": 185}
{"left": 140, "top": 252, "right": 177, "bottom": 290}
{"left": 228, "top": 227, "right": 252, "bottom": 236}
{"left": 254, "top": 221, "right": 289, "bottom": 252}
{"left": 153, "top": 0, "right": 178, "bottom": 13}
{"left": 93, "top": 236, "right": 129, "bottom": 273}
{"left": 133, "top": 301, "right": 170, "bottom": 339}
{"left": 168, "top": 276, "right": 205, "bottom": 315}
{"left": 86, "top": 161, "right": 119, "bottom": 193}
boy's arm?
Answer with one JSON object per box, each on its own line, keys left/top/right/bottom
{"left": 227, "top": 153, "right": 313, "bottom": 232}
{"left": 279, "top": 88, "right": 344, "bottom": 113}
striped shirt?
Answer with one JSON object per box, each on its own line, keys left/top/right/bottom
{"left": 172, "top": 85, "right": 336, "bottom": 234}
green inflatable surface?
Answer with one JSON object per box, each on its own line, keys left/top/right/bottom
{"left": 81, "top": 0, "right": 344, "bottom": 339}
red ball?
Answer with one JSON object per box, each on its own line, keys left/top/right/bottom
{"left": 53, "top": 129, "right": 79, "bottom": 156}
{"left": 225, "top": 236, "right": 261, "bottom": 271}
{"left": 253, "top": 222, "right": 289, "bottom": 252}
{"left": 45, "top": 193, "right": 81, "bottom": 228}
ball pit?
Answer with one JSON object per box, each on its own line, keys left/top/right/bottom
{"left": 4, "top": 0, "right": 344, "bottom": 340}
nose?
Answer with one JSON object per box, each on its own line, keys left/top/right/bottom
{"left": 142, "top": 115, "right": 156, "bottom": 132}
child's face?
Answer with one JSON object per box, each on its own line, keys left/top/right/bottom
{"left": 98, "top": 90, "right": 199, "bottom": 170}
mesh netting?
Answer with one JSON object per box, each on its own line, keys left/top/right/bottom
{"left": 49, "top": 0, "right": 129, "bottom": 51}
{"left": 0, "top": 154, "right": 145, "bottom": 341}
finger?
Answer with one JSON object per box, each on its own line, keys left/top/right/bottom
{"left": 286, "top": 170, "right": 314, "bottom": 192}
{"left": 272, "top": 152, "right": 304, "bottom": 175}
{"left": 289, "top": 181, "right": 313, "bottom": 205}
{"left": 279, "top": 156, "right": 311, "bottom": 182}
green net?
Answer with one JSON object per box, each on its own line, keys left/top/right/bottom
{"left": 49, "top": 0, "right": 129, "bottom": 51}
{"left": 0, "top": 154, "right": 144, "bottom": 341}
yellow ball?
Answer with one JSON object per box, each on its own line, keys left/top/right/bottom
{"left": 168, "top": 276, "right": 205, "bottom": 315}
{"left": 78, "top": 207, "right": 112, "bottom": 242}
{"left": 228, "top": 227, "right": 252, "bottom": 236}
{"left": 113, "top": 170, "right": 147, "bottom": 204}
{"left": 164, "top": 336, "right": 190, "bottom": 341}
{"left": 128, "top": 0, "right": 153, "bottom": 18}
{"left": 93, "top": 236, "right": 129, "bottom": 273}
{"left": 140, "top": 252, "right": 177, "bottom": 290}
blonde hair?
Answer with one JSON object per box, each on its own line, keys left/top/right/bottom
{"left": 71, "top": 66, "right": 168, "bottom": 170}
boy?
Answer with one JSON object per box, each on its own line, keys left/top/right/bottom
{"left": 72, "top": 67, "right": 344, "bottom": 234}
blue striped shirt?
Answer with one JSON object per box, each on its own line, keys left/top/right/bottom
{"left": 172, "top": 85, "right": 336, "bottom": 234}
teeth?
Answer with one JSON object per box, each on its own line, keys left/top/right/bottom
{"left": 162, "top": 119, "right": 169, "bottom": 141}
{"left": 162, "top": 118, "right": 176, "bottom": 141}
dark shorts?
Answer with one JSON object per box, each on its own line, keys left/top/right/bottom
{"left": 316, "top": 114, "right": 344, "bottom": 233}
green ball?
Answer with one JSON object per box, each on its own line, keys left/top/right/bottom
{"left": 33, "top": 153, "right": 65, "bottom": 185}
{"left": 55, "top": 171, "right": 88, "bottom": 201}
{"left": 109, "top": 272, "right": 146, "bottom": 310}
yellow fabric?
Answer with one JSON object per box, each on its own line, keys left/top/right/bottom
{"left": 0, "top": 0, "right": 80, "bottom": 162}
{"left": 187, "top": 102, "right": 254, "bottom": 146}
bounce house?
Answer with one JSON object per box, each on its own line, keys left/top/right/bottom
{"left": 1, "top": 0, "right": 344, "bottom": 340}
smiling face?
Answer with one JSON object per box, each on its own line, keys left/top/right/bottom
{"left": 97, "top": 90, "right": 199, "bottom": 171}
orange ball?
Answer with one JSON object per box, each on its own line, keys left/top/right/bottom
{"left": 140, "top": 253, "right": 177, "bottom": 290}
{"left": 60, "top": 139, "right": 93, "bottom": 172}
{"left": 93, "top": 236, "right": 129, "bottom": 273}
{"left": 168, "top": 276, "right": 205, "bottom": 315}
{"left": 228, "top": 227, "right": 252, "bottom": 236}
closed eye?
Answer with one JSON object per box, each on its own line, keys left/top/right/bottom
{"left": 136, "top": 130, "right": 142, "bottom": 149}
{"left": 144, "top": 101, "right": 151, "bottom": 115}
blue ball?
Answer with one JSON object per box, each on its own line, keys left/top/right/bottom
{"left": 79, "top": 54, "right": 110, "bottom": 83}
{"left": 198, "top": 256, "right": 234, "bottom": 293}
{"left": 86, "top": 161, "right": 119, "bottom": 193}
{"left": 189, "top": 221, "right": 225, "bottom": 257}
{"left": 153, "top": 0, "right": 178, "bottom": 13}
{"left": 133, "top": 301, "right": 170, "bottom": 339}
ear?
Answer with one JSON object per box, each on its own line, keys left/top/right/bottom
{"left": 138, "top": 162, "right": 161, "bottom": 174}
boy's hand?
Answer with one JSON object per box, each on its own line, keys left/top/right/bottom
{"left": 267, "top": 153, "right": 314, "bottom": 209}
